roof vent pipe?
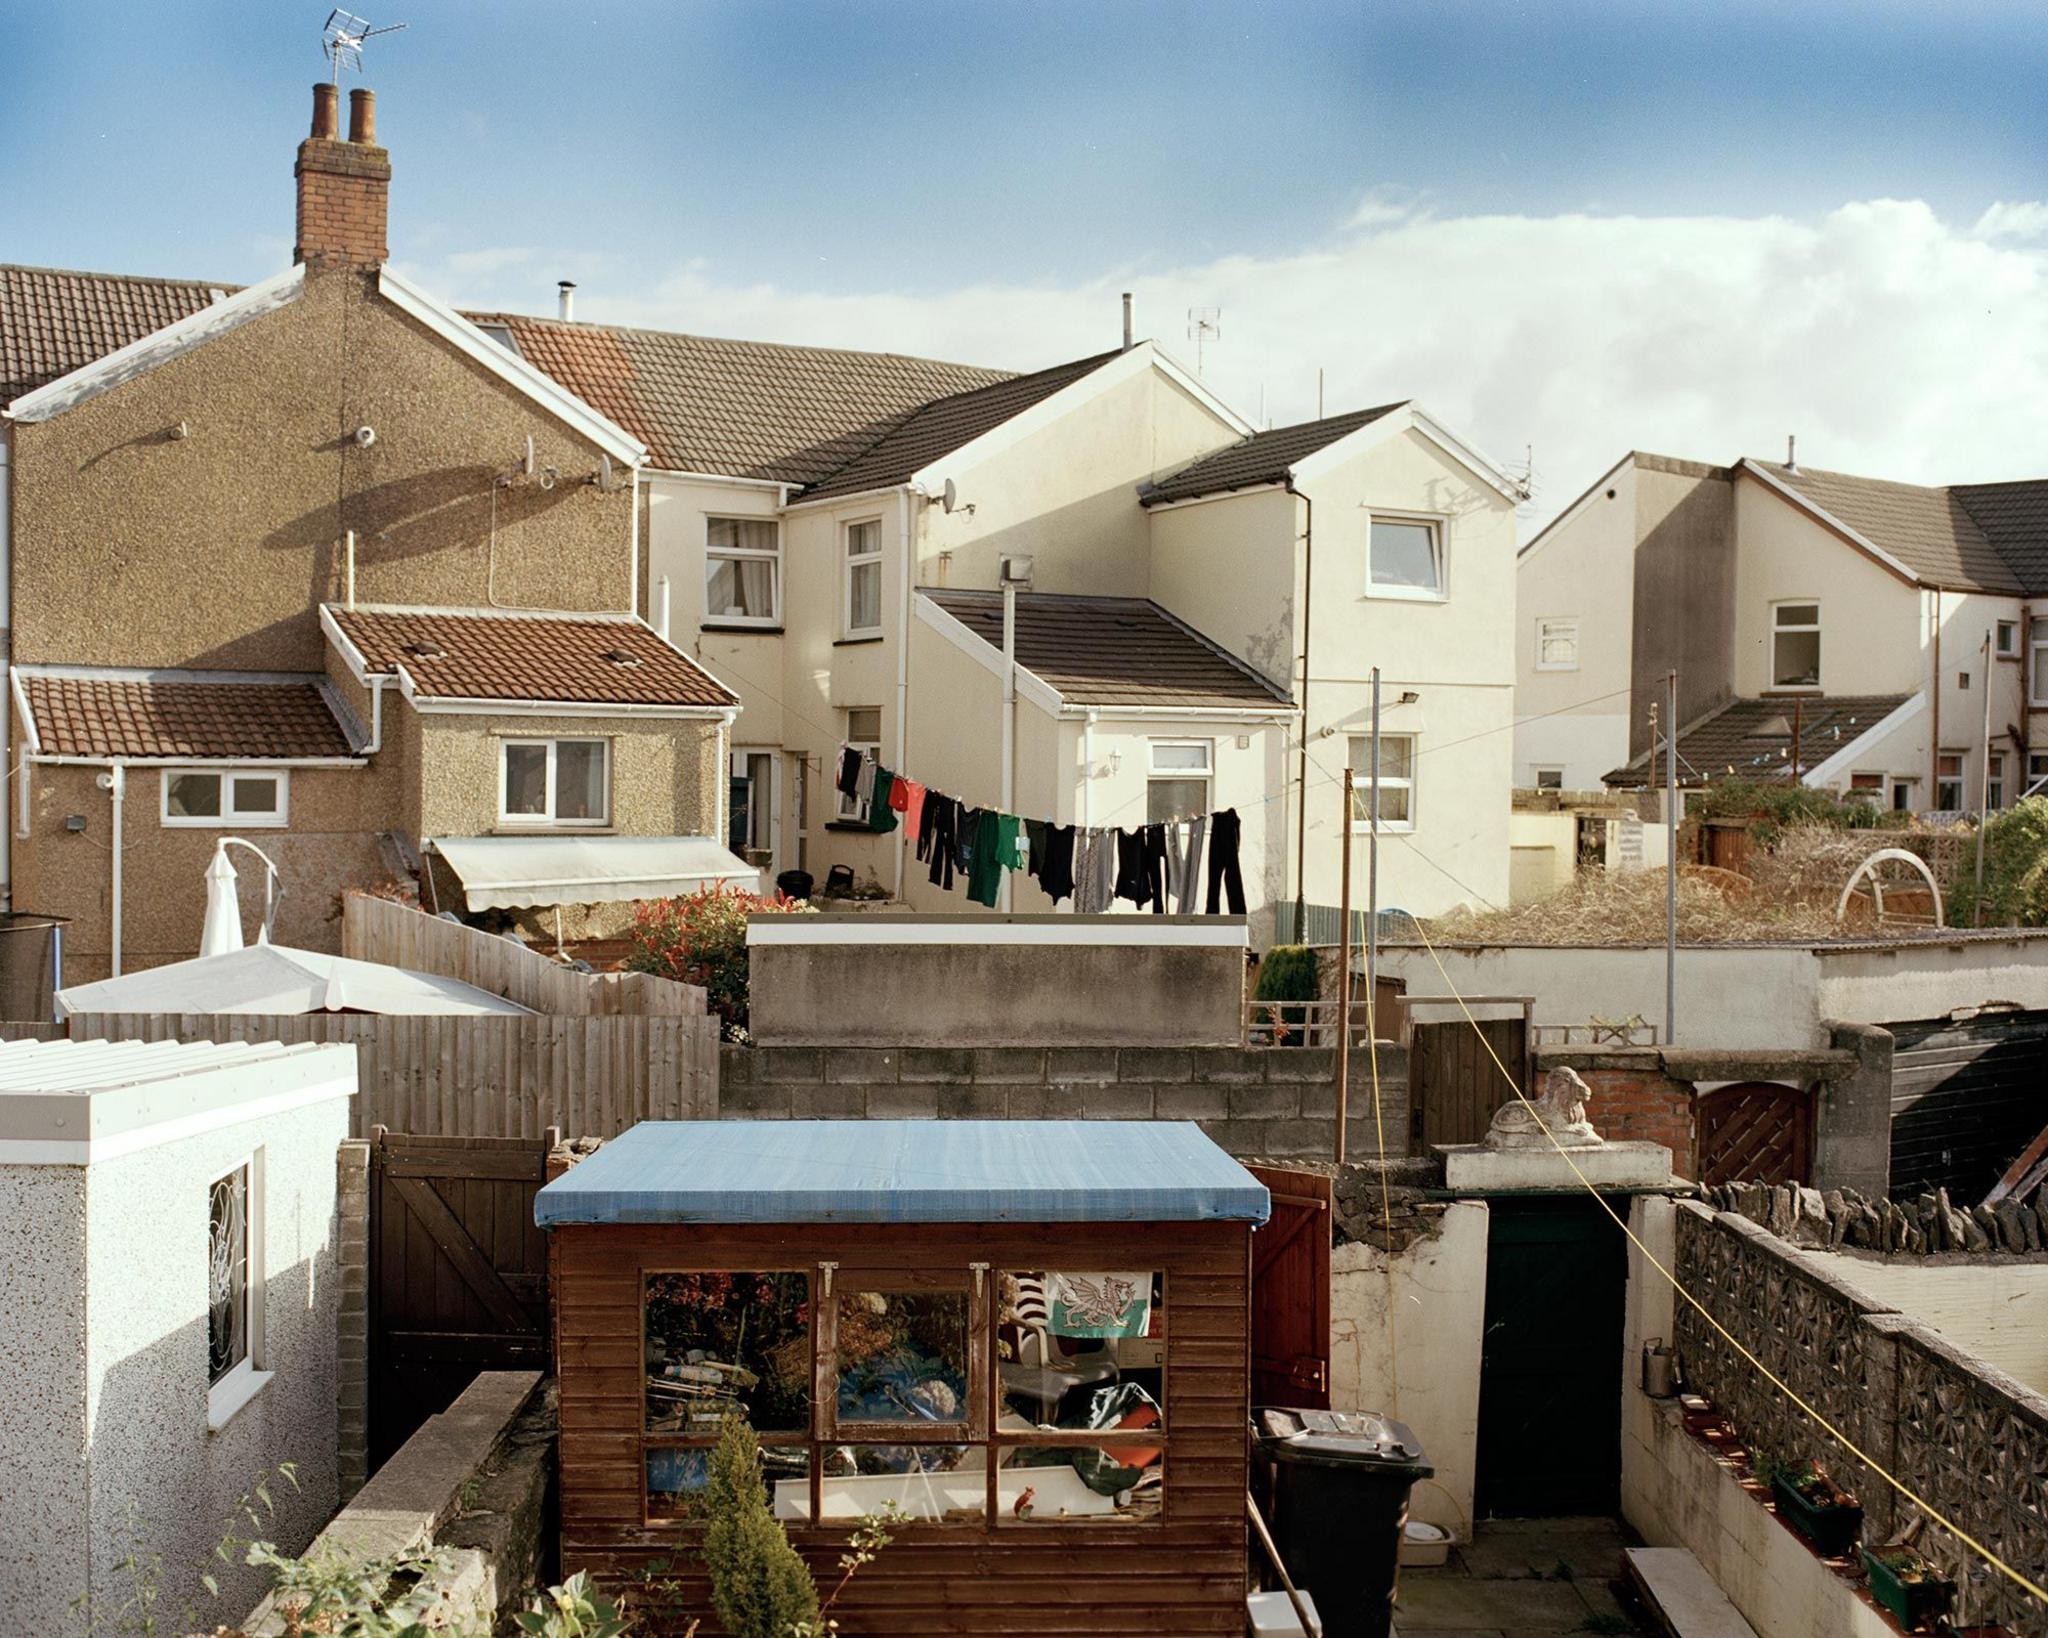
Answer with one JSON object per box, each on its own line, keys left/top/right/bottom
{"left": 347, "top": 87, "right": 377, "bottom": 145}
{"left": 558, "top": 280, "right": 577, "bottom": 322}
{"left": 1786, "top": 434, "right": 1798, "bottom": 473}
{"left": 1121, "top": 292, "right": 1133, "bottom": 352}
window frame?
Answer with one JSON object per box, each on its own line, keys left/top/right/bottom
{"left": 1936, "top": 749, "right": 1966, "bottom": 813}
{"left": 837, "top": 708, "right": 882, "bottom": 823}
{"left": 1348, "top": 733, "right": 1418, "bottom": 833}
{"left": 1532, "top": 767, "right": 1565, "bottom": 792}
{"left": 1769, "top": 600, "right": 1822, "bottom": 691}
{"left": 1363, "top": 511, "right": 1447, "bottom": 603}
{"left": 1146, "top": 739, "right": 1213, "bottom": 824}
{"left": 636, "top": 1260, "right": 1169, "bottom": 1532}
{"left": 2032, "top": 619, "right": 2048, "bottom": 707}
{"left": 843, "top": 518, "right": 885, "bottom": 638}
{"left": 1989, "top": 750, "right": 2006, "bottom": 811}
{"left": 206, "top": 1150, "right": 271, "bottom": 1430}
{"left": 497, "top": 736, "right": 611, "bottom": 829}
{"left": 729, "top": 746, "right": 779, "bottom": 863}
{"left": 160, "top": 768, "right": 290, "bottom": 829}
{"left": 1534, "top": 617, "right": 1580, "bottom": 673}
{"left": 1997, "top": 619, "right": 2019, "bottom": 659}
{"left": 703, "top": 515, "right": 783, "bottom": 628}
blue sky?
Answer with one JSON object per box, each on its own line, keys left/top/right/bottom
{"left": 7, "top": 2, "right": 2048, "bottom": 512}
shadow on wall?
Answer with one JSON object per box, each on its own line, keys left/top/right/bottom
{"left": 85, "top": 1255, "right": 338, "bottom": 1632}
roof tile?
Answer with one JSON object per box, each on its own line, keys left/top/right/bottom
{"left": 21, "top": 674, "right": 354, "bottom": 760}
{"left": 327, "top": 606, "right": 737, "bottom": 709}
{"left": 923, "top": 588, "right": 1290, "bottom": 709}
{"left": 1754, "top": 462, "right": 2023, "bottom": 594}
{"left": 1604, "top": 694, "right": 1911, "bottom": 787}
{"left": 1143, "top": 404, "right": 1406, "bottom": 506}
{"left": 1, "top": 264, "right": 238, "bottom": 404}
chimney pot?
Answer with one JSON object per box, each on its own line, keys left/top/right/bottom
{"left": 1121, "top": 291, "right": 1134, "bottom": 352}
{"left": 296, "top": 84, "right": 391, "bottom": 268}
{"left": 558, "top": 280, "right": 577, "bottom": 322}
{"left": 348, "top": 87, "right": 377, "bottom": 145}
{"left": 311, "top": 82, "right": 340, "bottom": 140}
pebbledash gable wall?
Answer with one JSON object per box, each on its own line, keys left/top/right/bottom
{"left": 719, "top": 1044, "right": 1411, "bottom": 1162}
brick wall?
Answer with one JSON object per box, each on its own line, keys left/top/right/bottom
{"left": 335, "top": 1138, "right": 370, "bottom": 1502}
{"left": 1577, "top": 1067, "right": 1696, "bottom": 1175}
{"left": 720, "top": 1044, "right": 1412, "bottom": 1162}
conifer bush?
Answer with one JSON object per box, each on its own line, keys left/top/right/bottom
{"left": 1252, "top": 943, "right": 1320, "bottom": 1044}
{"left": 700, "top": 1418, "right": 819, "bottom": 1638}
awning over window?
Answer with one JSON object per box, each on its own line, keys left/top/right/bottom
{"left": 430, "top": 835, "right": 761, "bottom": 912}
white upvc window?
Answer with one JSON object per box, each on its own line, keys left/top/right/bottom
{"left": 1997, "top": 619, "right": 2019, "bottom": 659}
{"left": 207, "top": 1152, "right": 270, "bottom": 1429}
{"left": 844, "top": 519, "right": 883, "bottom": 636}
{"left": 1365, "top": 514, "right": 1445, "bottom": 601}
{"left": 1348, "top": 733, "right": 1417, "bottom": 831}
{"left": 2032, "top": 619, "right": 2048, "bottom": 706}
{"left": 1771, "top": 601, "right": 1821, "bottom": 689}
{"left": 162, "top": 768, "right": 289, "bottom": 828}
{"left": 704, "top": 517, "right": 781, "bottom": 626}
{"left": 1533, "top": 767, "right": 1565, "bottom": 791}
{"left": 1147, "top": 740, "right": 1213, "bottom": 823}
{"left": 499, "top": 738, "right": 610, "bottom": 827}
{"left": 1936, "top": 749, "right": 1966, "bottom": 813}
{"left": 1535, "top": 617, "right": 1579, "bottom": 672}
{"left": 2028, "top": 753, "right": 2048, "bottom": 801}
{"left": 837, "top": 707, "right": 882, "bottom": 821}
{"left": 1989, "top": 751, "right": 2007, "bottom": 810}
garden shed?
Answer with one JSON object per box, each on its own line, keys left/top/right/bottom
{"left": 538, "top": 1119, "right": 1270, "bottom": 1634}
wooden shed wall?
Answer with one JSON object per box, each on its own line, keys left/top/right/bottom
{"left": 552, "top": 1219, "right": 1252, "bottom": 1636}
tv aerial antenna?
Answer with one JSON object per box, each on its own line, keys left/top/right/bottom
{"left": 323, "top": 9, "right": 408, "bottom": 82}
{"left": 1186, "top": 308, "right": 1221, "bottom": 376}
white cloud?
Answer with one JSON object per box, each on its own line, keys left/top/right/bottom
{"left": 417, "top": 197, "right": 2048, "bottom": 530}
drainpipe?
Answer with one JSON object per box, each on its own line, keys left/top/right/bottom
{"left": 105, "top": 761, "right": 125, "bottom": 977}
{"left": 1288, "top": 482, "right": 1313, "bottom": 941}
{"left": 629, "top": 463, "right": 643, "bottom": 619}
{"left": 1930, "top": 588, "right": 1942, "bottom": 810}
{"left": 655, "top": 575, "right": 672, "bottom": 641}
{"left": 894, "top": 488, "right": 914, "bottom": 900}
{"left": 1001, "top": 577, "right": 1017, "bottom": 912}
{"left": 1081, "top": 708, "right": 1098, "bottom": 916}
{"left": 345, "top": 528, "right": 357, "bottom": 609}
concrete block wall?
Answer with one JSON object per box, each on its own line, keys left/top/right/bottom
{"left": 336, "top": 1139, "right": 371, "bottom": 1502}
{"left": 719, "top": 1044, "right": 1412, "bottom": 1161}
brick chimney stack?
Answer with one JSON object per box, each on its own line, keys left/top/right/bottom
{"left": 294, "top": 82, "right": 391, "bottom": 268}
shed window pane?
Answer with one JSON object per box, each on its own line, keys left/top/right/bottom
{"left": 644, "top": 1272, "right": 811, "bottom": 1435}
{"left": 999, "top": 1445, "right": 1164, "bottom": 1524}
{"left": 998, "top": 1271, "right": 1163, "bottom": 1429}
{"left": 169, "top": 772, "right": 223, "bottom": 818}
{"left": 816, "top": 1445, "right": 980, "bottom": 1522}
{"left": 836, "top": 1290, "right": 968, "bottom": 1425}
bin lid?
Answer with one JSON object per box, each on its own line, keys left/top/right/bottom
{"left": 1255, "top": 1407, "right": 1433, "bottom": 1473}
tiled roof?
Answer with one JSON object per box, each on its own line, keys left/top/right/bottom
{"left": 463, "top": 313, "right": 1013, "bottom": 486}
{"left": 796, "top": 352, "right": 1123, "bottom": 502}
{"left": 1603, "top": 694, "right": 1911, "bottom": 787}
{"left": 1, "top": 264, "right": 239, "bottom": 404}
{"left": 922, "top": 588, "right": 1291, "bottom": 709}
{"left": 1752, "top": 462, "right": 2024, "bottom": 594}
{"left": 1954, "top": 480, "right": 2048, "bottom": 592}
{"left": 326, "top": 606, "right": 737, "bottom": 709}
{"left": 18, "top": 672, "right": 356, "bottom": 760}
{"left": 1142, "top": 404, "right": 1407, "bottom": 505}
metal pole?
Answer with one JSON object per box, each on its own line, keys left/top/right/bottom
{"left": 1367, "top": 667, "right": 1381, "bottom": 1007}
{"left": 1001, "top": 578, "right": 1016, "bottom": 913}
{"left": 1665, "top": 668, "right": 1679, "bottom": 1045}
{"left": 1976, "top": 628, "right": 1994, "bottom": 923}
{"left": 1791, "top": 697, "right": 1802, "bottom": 786}
{"left": 1335, "top": 765, "right": 1353, "bottom": 1164}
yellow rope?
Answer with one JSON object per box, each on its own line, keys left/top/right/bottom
{"left": 1405, "top": 912, "right": 2048, "bottom": 1611}
{"left": 1363, "top": 972, "right": 1401, "bottom": 1416}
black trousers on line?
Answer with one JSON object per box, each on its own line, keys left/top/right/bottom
{"left": 1204, "top": 808, "right": 1245, "bottom": 915}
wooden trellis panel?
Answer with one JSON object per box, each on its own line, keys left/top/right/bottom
{"left": 1696, "top": 1080, "right": 1811, "bottom": 1187}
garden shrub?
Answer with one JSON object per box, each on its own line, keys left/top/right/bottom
{"left": 1252, "top": 944, "right": 1319, "bottom": 1044}
{"left": 627, "top": 884, "right": 812, "bottom": 1039}
{"left": 700, "top": 1418, "right": 819, "bottom": 1638}
{"left": 1947, "top": 796, "right": 2048, "bottom": 928}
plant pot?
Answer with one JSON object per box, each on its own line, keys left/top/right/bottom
{"left": 1861, "top": 1545, "right": 1957, "bottom": 1632}
{"left": 1771, "top": 1463, "right": 1863, "bottom": 1558}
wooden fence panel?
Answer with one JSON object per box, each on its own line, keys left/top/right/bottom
{"left": 62, "top": 1011, "right": 719, "bottom": 1140}
{"left": 1412, "top": 1016, "right": 1527, "bottom": 1150}
{"left": 340, "top": 893, "right": 704, "bottom": 1017}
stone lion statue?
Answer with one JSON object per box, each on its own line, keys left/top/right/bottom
{"left": 1481, "top": 1065, "right": 1604, "bottom": 1151}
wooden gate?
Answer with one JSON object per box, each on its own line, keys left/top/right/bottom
{"left": 1411, "top": 1017, "right": 1528, "bottom": 1151}
{"left": 370, "top": 1127, "right": 554, "bottom": 1465}
{"left": 1246, "top": 1164, "right": 1331, "bottom": 1409}
{"left": 1696, "top": 1081, "right": 1812, "bottom": 1186}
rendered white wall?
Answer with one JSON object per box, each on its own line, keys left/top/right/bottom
{"left": 1329, "top": 1202, "right": 1490, "bottom": 1539}
{"left": 1828, "top": 1258, "right": 2048, "bottom": 1396}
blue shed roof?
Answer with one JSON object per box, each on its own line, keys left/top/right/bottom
{"left": 534, "top": 1121, "right": 1271, "bottom": 1227}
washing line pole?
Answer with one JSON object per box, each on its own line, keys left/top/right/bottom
{"left": 1334, "top": 763, "right": 1354, "bottom": 1164}
{"left": 1665, "top": 668, "right": 1679, "bottom": 1045}
{"left": 1000, "top": 577, "right": 1016, "bottom": 913}
{"left": 1975, "top": 628, "right": 1993, "bottom": 924}
{"left": 1367, "top": 666, "right": 1381, "bottom": 1008}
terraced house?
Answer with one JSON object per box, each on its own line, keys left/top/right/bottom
{"left": 1517, "top": 449, "right": 2048, "bottom": 811}
{"left": 3, "top": 82, "right": 1524, "bottom": 969}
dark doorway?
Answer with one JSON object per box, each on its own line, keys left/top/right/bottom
{"left": 1474, "top": 1196, "right": 1627, "bottom": 1517}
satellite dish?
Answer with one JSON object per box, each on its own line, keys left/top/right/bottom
{"left": 522, "top": 435, "right": 536, "bottom": 478}
{"left": 942, "top": 478, "right": 958, "bottom": 514}
{"left": 597, "top": 453, "right": 614, "bottom": 492}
